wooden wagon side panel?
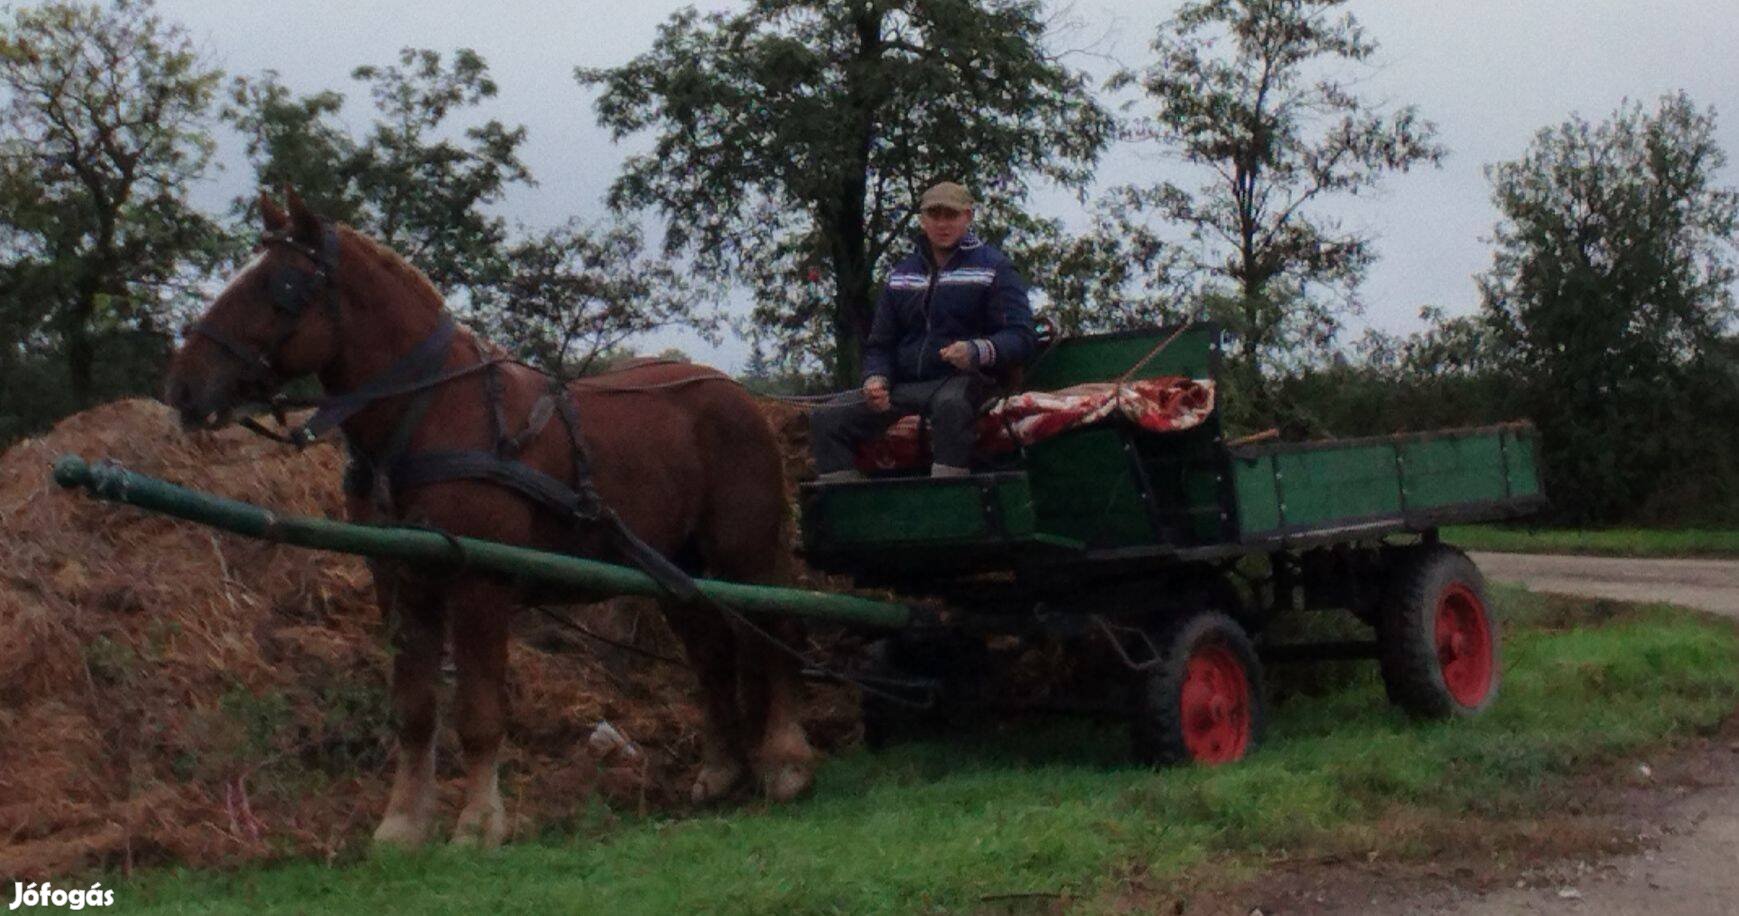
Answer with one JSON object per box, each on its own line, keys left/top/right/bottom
{"left": 1230, "top": 423, "right": 1546, "bottom": 543}
{"left": 1502, "top": 427, "right": 1544, "bottom": 499}
{"left": 1279, "top": 443, "right": 1404, "bottom": 529}
{"left": 1400, "top": 432, "right": 1509, "bottom": 510}
{"left": 1021, "top": 324, "right": 1220, "bottom": 391}
{"left": 1231, "top": 452, "right": 1282, "bottom": 538}
{"left": 801, "top": 474, "right": 1038, "bottom": 551}
{"left": 1025, "top": 426, "right": 1156, "bottom": 548}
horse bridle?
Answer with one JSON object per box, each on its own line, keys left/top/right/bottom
{"left": 188, "top": 223, "right": 343, "bottom": 393}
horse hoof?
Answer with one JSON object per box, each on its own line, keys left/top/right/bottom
{"left": 450, "top": 805, "right": 507, "bottom": 849}
{"left": 759, "top": 762, "right": 814, "bottom": 804}
{"left": 372, "top": 813, "right": 432, "bottom": 849}
{"left": 691, "top": 761, "right": 747, "bottom": 805}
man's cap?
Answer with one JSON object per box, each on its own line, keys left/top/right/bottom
{"left": 919, "top": 182, "right": 974, "bottom": 212}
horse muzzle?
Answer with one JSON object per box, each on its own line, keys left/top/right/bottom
{"left": 163, "top": 369, "right": 255, "bottom": 432}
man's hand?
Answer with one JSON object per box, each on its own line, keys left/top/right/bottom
{"left": 939, "top": 341, "right": 975, "bottom": 371}
{"left": 862, "top": 375, "right": 891, "bottom": 412}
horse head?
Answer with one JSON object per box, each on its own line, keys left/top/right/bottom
{"left": 163, "top": 190, "right": 345, "bottom": 430}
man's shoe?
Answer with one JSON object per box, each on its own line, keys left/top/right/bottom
{"left": 930, "top": 464, "right": 970, "bottom": 478}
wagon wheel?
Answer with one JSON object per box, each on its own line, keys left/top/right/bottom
{"left": 1378, "top": 545, "right": 1500, "bottom": 718}
{"left": 1130, "top": 611, "right": 1265, "bottom": 766}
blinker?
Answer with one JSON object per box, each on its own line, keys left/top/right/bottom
{"left": 269, "top": 265, "right": 320, "bottom": 315}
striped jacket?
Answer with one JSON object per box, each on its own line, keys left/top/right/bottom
{"left": 861, "top": 232, "right": 1037, "bottom": 384}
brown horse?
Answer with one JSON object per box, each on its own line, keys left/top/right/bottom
{"left": 163, "top": 191, "right": 816, "bottom": 848}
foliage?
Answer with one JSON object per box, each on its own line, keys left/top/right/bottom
{"left": 1016, "top": 187, "right": 1191, "bottom": 335}
{"left": 227, "top": 50, "right": 705, "bottom": 375}
{"left": 226, "top": 48, "right": 532, "bottom": 296}
{"left": 1266, "top": 305, "right": 1514, "bottom": 439}
{"left": 578, "top": 0, "right": 1113, "bottom": 385}
{"left": 1111, "top": 0, "right": 1444, "bottom": 416}
{"left": 1479, "top": 92, "right": 1739, "bottom": 523}
{"left": 0, "top": 0, "right": 226, "bottom": 416}
{"left": 467, "top": 219, "right": 714, "bottom": 378}
{"left": 221, "top": 73, "right": 355, "bottom": 223}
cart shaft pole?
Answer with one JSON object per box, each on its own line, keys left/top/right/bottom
{"left": 51, "top": 455, "right": 911, "bottom": 629}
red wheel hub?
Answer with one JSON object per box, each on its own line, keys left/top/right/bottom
{"left": 1179, "top": 644, "right": 1252, "bottom": 764}
{"left": 1434, "top": 582, "right": 1494, "bottom": 707}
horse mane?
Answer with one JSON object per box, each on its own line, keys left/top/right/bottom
{"left": 338, "top": 225, "right": 446, "bottom": 315}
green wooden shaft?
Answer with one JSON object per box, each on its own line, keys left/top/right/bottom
{"left": 50, "top": 454, "right": 911, "bottom": 629}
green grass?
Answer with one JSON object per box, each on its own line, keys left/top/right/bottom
{"left": 113, "top": 589, "right": 1739, "bottom": 915}
{"left": 1443, "top": 524, "right": 1739, "bottom": 558}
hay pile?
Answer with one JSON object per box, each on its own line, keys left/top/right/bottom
{"left": 0, "top": 398, "right": 857, "bottom": 878}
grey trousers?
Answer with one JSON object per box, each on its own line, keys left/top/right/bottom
{"left": 810, "top": 374, "right": 991, "bottom": 473}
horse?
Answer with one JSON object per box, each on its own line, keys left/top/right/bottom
{"left": 162, "top": 190, "right": 816, "bottom": 848}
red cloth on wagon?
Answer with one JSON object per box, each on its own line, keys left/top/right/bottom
{"left": 853, "top": 375, "right": 1216, "bottom": 472}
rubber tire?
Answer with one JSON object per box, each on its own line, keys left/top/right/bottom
{"left": 1130, "top": 611, "right": 1266, "bottom": 767}
{"left": 1378, "top": 545, "right": 1500, "bottom": 719}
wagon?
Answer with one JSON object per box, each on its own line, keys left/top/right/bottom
{"left": 798, "top": 323, "right": 1545, "bottom": 763}
{"left": 52, "top": 324, "right": 1543, "bottom": 768}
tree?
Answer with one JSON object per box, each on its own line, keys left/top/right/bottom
{"left": 1112, "top": 0, "right": 1443, "bottom": 411}
{"left": 1273, "top": 306, "right": 1509, "bottom": 441}
{"left": 0, "top": 0, "right": 225, "bottom": 408}
{"left": 1479, "top": 92, "right": 1739, "bottom": 522}
{"left": 225, "top": 48, "right": 532, "bottom": 295}
{"left": 228, "top": 52, "right": 709, "bottom": 374}
{"left": 468, "top": 218, "right": 714, "bottom": 377}
{"left": 1016, "top": 187, "right": 1190, "bottom": 335}
{"left": 578, "top": 0, "right": 1113, "bottom": 386}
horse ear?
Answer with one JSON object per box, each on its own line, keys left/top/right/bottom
{"left": 259, "top": 192, "right": 288, "bottom": 233}
{"left": 283, "top": 187, "right": 323, "bottom": 245}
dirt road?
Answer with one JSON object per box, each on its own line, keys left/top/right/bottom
{"left": 1218, "top": 553, "right": 1739, "bottom": 914}
{"left": 1439, "top": 779, "right": 1739, "bottom": 915}
{"left": 1234, "top": 759, "right": 1739, "bottom": 915}
{"left": 1442, "top": 552, "right": 1739, "bottom": 914}
{"left": 1470, "top": 552, "right": 1739, "bottom": 619}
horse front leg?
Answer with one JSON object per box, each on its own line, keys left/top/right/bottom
{"left": 371, "top": 563, "right": 445, "bottom": 848}
{"left": 449, "top": 577, "right": 514, "bottom": 848}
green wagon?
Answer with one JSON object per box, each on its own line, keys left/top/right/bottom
{"left": 799, "top": 323, "right": 1544, "bottom": 764}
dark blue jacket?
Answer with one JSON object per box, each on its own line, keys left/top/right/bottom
{"left": 861, "top": 232, "right": 1037, "bottom": 384}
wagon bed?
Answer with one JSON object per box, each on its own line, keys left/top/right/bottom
{"left": 800, "top": 323, "right": 1544, "bottom": 580}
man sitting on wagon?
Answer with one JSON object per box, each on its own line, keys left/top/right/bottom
{"left": 811, "top": 181, "right": 1039, "bottom": 481}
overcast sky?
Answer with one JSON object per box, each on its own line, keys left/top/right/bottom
{"left": 155, "top": 0, "right": 1739, "bottom": 370}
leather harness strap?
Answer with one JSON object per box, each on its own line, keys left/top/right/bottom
{"left": 191, "top": 225, "right": 343, "bottom": 390}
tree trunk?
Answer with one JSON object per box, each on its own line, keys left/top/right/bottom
{"left": 822, "top": 200, "right": 878, "bottom": 387}
{"left": 825, "top": 4, "right": 884, "bottom": 390}
{"left": 66, "top": 297, "right": 95, "bottom": 408}
{"left": 831, "top": 287, "right": 865, "bottom": 388}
